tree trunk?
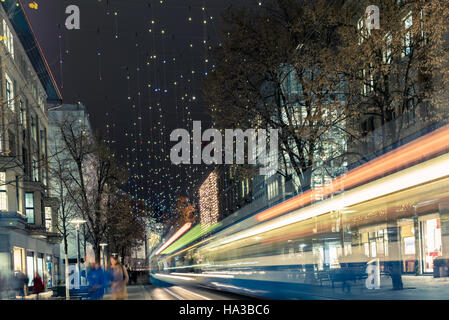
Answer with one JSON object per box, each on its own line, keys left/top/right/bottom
{"left": 64, "top": 253, "right": 70, "bottom": 300}
{"left": 63, "top": 226, "right": 70, "bottom": 300}
{"left": 94, "top": 245, "right": 101, "bottom": 265}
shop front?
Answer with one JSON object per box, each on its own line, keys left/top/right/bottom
{"left": 398, "top": 213, "right": 443, "bottom": 275}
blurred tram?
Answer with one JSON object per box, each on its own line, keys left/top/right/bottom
{"left": 151, "top": 124, "right": 449, "bottom": 299}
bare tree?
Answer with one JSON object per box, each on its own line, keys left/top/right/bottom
{"left": 105, "top": 194, "right": 149, "bottom": 265}
{"left": 335, "top": 0, "right": 449, "bottom": 161}
{"left": 204, "top": 0, "right": 359, "bottom": 192}
{"left": 54, "top": 114, "right": 128, "bottom": 264}
{"left": 48, "top": 133, "right": 80, "bottom": 299}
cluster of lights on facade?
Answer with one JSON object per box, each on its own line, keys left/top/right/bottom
{"left": 199, "top": 170, "right": 219, "bottom": 227}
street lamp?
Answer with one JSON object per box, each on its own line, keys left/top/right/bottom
{"left": 70, "top": 219, "right": 86, "bottom": 288}
{"left": 100, "top": 243, "right": 108, "bottom": 269}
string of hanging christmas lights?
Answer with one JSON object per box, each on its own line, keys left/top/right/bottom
{"left": 28, "top": 0, "right": 265, "bottom": 217}
{"left": 109, "top": 0, "right": 222, "bottom": 212}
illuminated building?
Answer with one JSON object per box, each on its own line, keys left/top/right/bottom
{"left": 0, "top": 2, "right": 62, "bottom": 288}
{"left": 199, "top": 170, "right": 219, "bottom": 226}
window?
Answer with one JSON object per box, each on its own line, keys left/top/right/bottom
{"left": 31, "top": 116, "right": 37, "bottom": 141}
{"left": 8, "top": 130, "right": 15, "bottom": 156}
{"left": 420, "top": 9, "right": 427, "bottom": 46}
{"left": 15, "top": 176, "right": 20, "bottom": 213}
{"left": 5, "top": 74, "right": 14, "bottom": 111}
{"left": 0, "top": 172, "right": 7, "bottom": 211}
{"left": 20, "top": 101, "right": 26, "bottom": 128}
{"left": 361, "top": 69, "right": 373, "bottom": 95}
{"left": 26, "top": 251, "right": 34, "bottom": 286}
{"left": 268, "top": 179, "right": 279, "bottom": 200}
{"left": 42, "top": 167, "right": 47, "bottom": 187}
{"left": 420, "top": 216, "right": 443, "bottom": 273}
{"left": 403, "top": 13, "right": 413, "bottom": 56}
{"left": 2, "top": 19, "right": 14, "bottom": 59}
{"left": 357, "top": 17, "right": 366, "bottom": 44}
{"left": 38, "top": 95, "right": 45, "bottom": 113}
{"left": 45, "top": 207, "right": 52, "bottom": 231}
{"left": 40, "top": 129, "right": 45, "bottom": 155}
{"left": 22, "top": 147, "right": 29, "bottom": 177}
{"left": 32, "top": 156, "right": 39, "bottom": 182}
{"left": 25, "top": 192, "right": 34, "bottom": 224}
{"left": 383, "top": 33, "right": 392, "bottom": 64}
{"left": 13, "top": 247, "right": 25, "bottom": 273}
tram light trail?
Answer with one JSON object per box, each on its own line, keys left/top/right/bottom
{"left": 154, "top": 222, "right": 192, "bottom": 255}
{"left": 255, "top": 123, "right": 449, "bottom": 222}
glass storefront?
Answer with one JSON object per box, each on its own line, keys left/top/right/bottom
{"left": 26, "top": 251, "right": 34, "bottom": 286}
{"left": 45, "top": 255, "right": 52, "bottom": 288}
{"left": 13, "top": 247, "right": 25, "bottom": 273}
{"left": 37, "top": 253, "right": 44, "bottom": 280}
{"left": 420, "top": 215, "right": 443, "bottom": 273}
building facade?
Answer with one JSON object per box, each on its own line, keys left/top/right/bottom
{"left": 0, "top": 2, "right": 62, "bottom": 289}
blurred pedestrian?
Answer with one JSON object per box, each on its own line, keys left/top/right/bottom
{"left": 32, "top": 273, "right": 44, "bottom": 300}
{"left": 389, "top": 260, "right": 404, "bottom": 290}
{"left": 109, "top": 256, "right": 128, "bottom": 300}
{"left": 14, "top": 271, "right": 27, "bottom": 299}
{"left": 103, "top": 266, "right": 113, "bottom": 294}
{"left": 87, "top": 262, "right": 105, "bottom": 300}
{"left": 0, "top": 272, "right": 6, "bottom": 300}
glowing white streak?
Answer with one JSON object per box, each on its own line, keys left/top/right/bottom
{"left": 205, "top": 153, "right": 449, "bottom": 249}
{"left": 171, "top": 272, "right": 234, "bottom": 279}
{"left": 154, "top": 273, "right": 193, "bottom": 281}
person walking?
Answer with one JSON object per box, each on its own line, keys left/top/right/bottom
{"left": 32, "top": 273, "right": 44, "bottom": 300}
{"left": 14, "top": 271, "right": 27, "bottom": 299}
{"left": 110, "top": 256, "right": 128, "bottom": 300}
{"left": 87, "top": 262, "right": 105, "bottom": 300}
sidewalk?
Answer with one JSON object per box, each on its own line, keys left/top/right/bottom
{"left": 13, "top": 290, "right": 54, "bottom": 300}
{"left": 307, "top": 275, "right": 449, "bottom": 299}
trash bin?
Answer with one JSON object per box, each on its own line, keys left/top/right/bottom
{"left": 433, "top": 259, "right": 449, "bottom": 278}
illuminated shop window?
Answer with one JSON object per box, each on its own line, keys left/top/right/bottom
{"left": 13, "top": 247, "right": 25, "bottom": 273}
{"left": 26, "top": 251, "right": 34, "bottom": 286}
{"left": 421, "top": 216, "right": 442, "bottom": 273}
{"left": 0, "top": 172, "right": 7, "bottom": 211}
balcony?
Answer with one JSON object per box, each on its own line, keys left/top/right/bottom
{"left": 26, "top": 223, "right": 48, "bottom": 239}
{"left": 0, "top": 211, "right": 28, "bottom": 229}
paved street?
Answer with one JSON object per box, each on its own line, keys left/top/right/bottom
{"left": 103, "top": 284, "right": 247, "bottom": 300}
{"left": 12, "top": 275, "right": 449, "bottom": 300}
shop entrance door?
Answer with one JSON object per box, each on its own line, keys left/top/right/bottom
{"left": 420, "top": 215, "right": 443, "bottom": 273}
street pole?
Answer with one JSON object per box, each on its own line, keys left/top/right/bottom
{"left": 100, "top": 243, "right": 108, "bottom": 270}
{"left": 70, "top": 219, "right": 86, "bottom": 290}
{"left": 76, "top": 225, "right": 81, "bottom": 288}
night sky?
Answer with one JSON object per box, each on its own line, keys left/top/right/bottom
{"left": 23, "top": 0, "right": 253, "bottom": 211}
